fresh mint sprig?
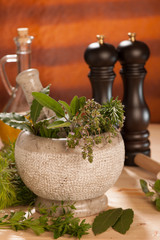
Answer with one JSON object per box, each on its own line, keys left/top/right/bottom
{"left": 140, "top": 179, "right": 160, "bottom": 211}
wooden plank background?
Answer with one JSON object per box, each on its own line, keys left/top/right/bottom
{"left": 0, "top": 0, "right": 160, "bottom": 122}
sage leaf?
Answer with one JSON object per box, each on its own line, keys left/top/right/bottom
{"left": 112, "top": 209, "right": 134, "bottom": 234}
{"left": 59, "top": 100, "right": 72, "bottom": 118}
{"left": 48, "top": 120, "right": 71, "bottom": 129}
{"left": 70, "top": 96, "right": 79, "bottom": 115}
{"left": 92, "top": 208, "right": 123, "bottom": 235}
{"left": 153, "top": 179, "right": 160, "bottom": 193}
{"left": 32, "top": 92, "right": 65, "bottom": 118}
{"left": 30, "top": 85, "right": 51, "bottom": 123}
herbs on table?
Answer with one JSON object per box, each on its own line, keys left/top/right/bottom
{"left": 0, "top": 85, "right": 124, "bottom": 162}
{"left": 0, "top": 143, "right": 36, "bottom": 210}
{"left": 140, "top": 179, "right": 160, "bottom": 211}
{"left": 0, "top": 203, "right": 91, "bottom": 240}
{"left": 0, "top": 204, "right": 134, "bottom": 239}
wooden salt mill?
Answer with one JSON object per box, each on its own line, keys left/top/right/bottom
{"left": 117, "top": 32, "right": 150, "bottom": 166}
{"left": 84, "top": 35, "right": 118, "bottom": 104}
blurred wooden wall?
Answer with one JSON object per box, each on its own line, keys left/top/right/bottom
{"left": 0, "top": 0, "right": 160, "bottom": 122}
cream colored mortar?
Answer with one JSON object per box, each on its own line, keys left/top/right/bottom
{"left": 15, "top": 131, "right": 125, "bottom": 201}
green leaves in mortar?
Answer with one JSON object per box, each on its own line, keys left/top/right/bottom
{"left": 92, "top": 208, "right": 134, "bottom": 235}
{"left": 32, "top": 92, "right": 65, "bottom": 118}
{"left": 30, "top": 85, "right": 50, "bottom": 123}
{"left": 0, "top": 112, "right": 32, "bottom": 131}
{"left": 32, "top": 93, "right": 86, "bottom": 131}
{"left": 140, "top": 179, "right": 160, "bottom": 211}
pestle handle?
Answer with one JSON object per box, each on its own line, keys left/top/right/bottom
{"left": 134, "top": 154, "right": 160, "bottom": 175}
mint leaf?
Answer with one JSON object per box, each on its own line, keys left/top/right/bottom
{"left": 155, "top": 198, "right": 160, "bottom": 211}
{"left": 112, "top": 209, "right": 134, "bottom": 234}
{"left": 145, "top": 191, "right": 155, "bottom": 197}
{"left": 92, "top": 208, "right": 123, "bottom": 235}
{"left": 153, "top": 180, "right": 160, "bottom": 193}
{"left": 32, "top": 92, "right": 65, "bottom": 118}
{"left": 140, "top": 179, "right": 160, "bottom": 211}
{"left": 140, "top": 179, "right": 150, "bottom": 194}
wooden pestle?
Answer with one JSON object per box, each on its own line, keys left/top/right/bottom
{"left": 134, "top": 153, "right": 160, "bottom": 175}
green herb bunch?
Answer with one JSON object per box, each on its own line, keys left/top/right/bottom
{"left": 0, "top": 86, "right": 124, "bottom": 162}
{"left": 0, "top": 204, "right": 134, "bottom": 239}
{"left": 140, "top": 179, "right": 160, "bottom": 211}
{"left": 0, "top": 203, "right": 91, "bottom": 239}
{"left": 66, "top": 97, "right": 124, "bottom": 162}
{"left": 0, "top": 143, "right": 36, "bottom": 209}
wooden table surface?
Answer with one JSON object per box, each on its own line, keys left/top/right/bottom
{"left": 0, "top": 124, "right": 160, "bottom": 240}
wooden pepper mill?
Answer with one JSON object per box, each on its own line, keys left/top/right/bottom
{"left": 117, "top": 32, "right": 150, "bottom": 166}
{"left": 84, "top": 35, "right": 118, "bottom": 104}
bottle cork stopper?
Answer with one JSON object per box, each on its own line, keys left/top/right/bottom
{"left": 96, "top": 35, "right": 105, "bottom": 45}
{"left": 17, "top": 28, "right": 29, "bottom": 38}
{"left": 128, "top": 32, "right": 136, "bottom": 42}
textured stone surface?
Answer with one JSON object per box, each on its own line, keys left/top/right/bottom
{"left": 36, "top": 195, "right": 108, "bottom": 217}
{"left": 15, "top": 131, "right": 125, "bottom": 201}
